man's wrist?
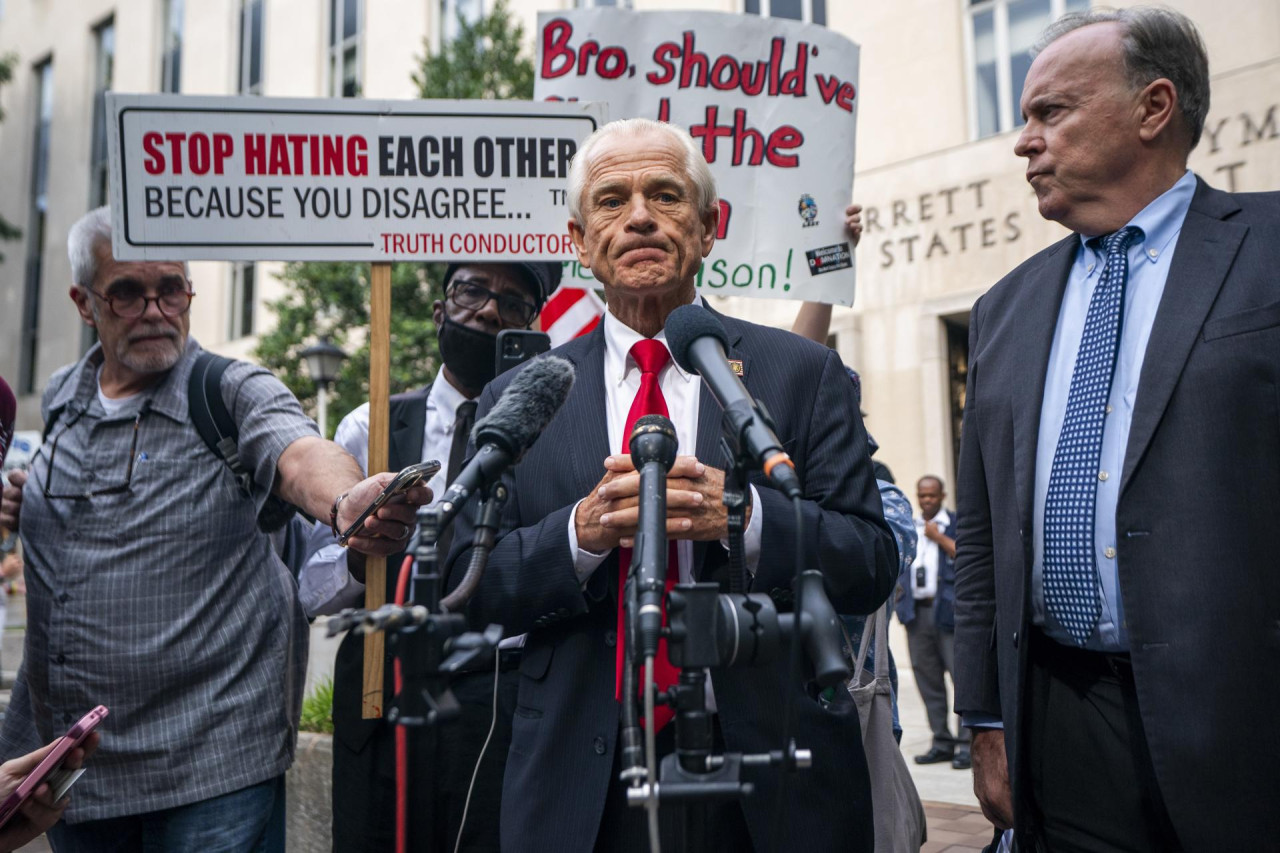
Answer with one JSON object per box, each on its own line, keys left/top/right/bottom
{"left": 330, "top": 491, "right": 350, "bottom": 538}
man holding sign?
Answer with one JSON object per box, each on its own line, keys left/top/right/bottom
{"left": 449, "top": 119, "right": 895, "bottom": 852}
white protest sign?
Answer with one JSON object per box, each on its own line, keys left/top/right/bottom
{"left": 106, "top": 94, "right": 606, "bottom": 262}
{"left": 535, "top": 10, "right": 859, "bottom": 306}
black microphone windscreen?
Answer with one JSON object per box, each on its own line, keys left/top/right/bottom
{"left": 0, "top": 376, "right": 15, "bottom": 468}
{"left": 632, "top": 413, "right": 675, "bottom": 435}
{"left": 665, "top": 304, "right": 729, "bottom": 375}
{"left": 472, "top": 355, "right": 575, "bottom": 458}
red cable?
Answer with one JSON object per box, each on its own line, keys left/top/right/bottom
{"left": 393, "top": 554, "right": 413, "bottom": 853}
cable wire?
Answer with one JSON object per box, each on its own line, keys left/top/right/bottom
{"left": 454, "top": 647, "right": 500, "bottom": 853}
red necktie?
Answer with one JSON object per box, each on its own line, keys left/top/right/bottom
{"left": 614, "top": 338, "right": 681, "bottom": 730}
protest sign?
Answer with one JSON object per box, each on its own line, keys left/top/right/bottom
{"left": 106, "top": 94, "right": 605, "bottom": 262}
{"left": 535, "top": 10, "right": 859, "bottom": 306}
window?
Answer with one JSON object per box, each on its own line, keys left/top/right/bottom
{"left": 329, "top": 0, "right": 361, "bottom": 97}
{"left": 160, "top": 0, "right": 183, "bottom": 93}
{"left": 238, "top": 0, "right": 264, "bottom": 95}
{"left": 89, "top": 18, "right": 115, "bottom": 208}
{"left": 441, "top": 0, "right": 482, "bottom": 44}
{"left": 228, "top": 262, "right": 256, "bottom": 339}
{"left": 743, "top": 0, "right": 826, "bottom": 26}
{"left": 967, "top": 0, "right": 1090, "bottom": 138}
{"left": 20, "top": 60, "right": 54, "bottom": 394}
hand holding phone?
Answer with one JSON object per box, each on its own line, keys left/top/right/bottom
{"left": 338, "top": 461, "right": 441, "bottom": 547}
{"left": 0, "top": 706, "right": 106, "bottom": 834}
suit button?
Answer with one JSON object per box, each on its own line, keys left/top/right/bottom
{"left": 1012, "top": 632, "right": 1019, "bottom": 648}
{"left": 593, "top": 736, "right": 607, "bottom": 755}
{"left": 56, "top": 654, "right": 66, "bottom": 664}
{"left": 604, "top": 630, "right": 617, "bottom": 647}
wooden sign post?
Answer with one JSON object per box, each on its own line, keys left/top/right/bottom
{"left": 362, "top": 262, "right": 392, "bottom": 717}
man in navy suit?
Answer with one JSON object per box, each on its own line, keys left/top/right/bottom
{"left": 954, "top": 7, "right": 1280, "bottom": 850}
{"left": 450, "top": 118, "right": 897, "bottom": 852}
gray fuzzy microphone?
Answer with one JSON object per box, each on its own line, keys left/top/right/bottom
{"left": 436, "top": 356, "right": 575, "bottom": 520}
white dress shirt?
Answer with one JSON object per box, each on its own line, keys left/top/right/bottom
{"left": 910, "top": 508, "right": 950, "bottom": 600}
{"left": 298, "top": 370, "right": 466, "bottom": 616}
{"left": 566, "top": 298, "right": 764, "bottom": 583}
{"left": 564, "top": 299, "right": 764, "bottom": 713}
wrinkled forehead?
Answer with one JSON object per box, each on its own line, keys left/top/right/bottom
{"left": 584, "top": 132, "right": 691, "bottom": 191}
{"left": 97, "top": 259, "right": 189, "bottom": 291}
{"left": 1022, "top": 21, "right": 1128, "bottom": 107}
{"left": 90, "top": 240, "right": 186, "bottom": 289}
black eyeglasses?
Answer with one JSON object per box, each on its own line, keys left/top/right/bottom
{"left": 448, "top": 280, "right": 537, "bottom": 328}
{"left": 89, "top": 281, "right": 195, "bottom": 319}
{"left": 42, "top": 406, "right": 146, "bottom": 500}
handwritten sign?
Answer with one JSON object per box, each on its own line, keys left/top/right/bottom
{"left": 536, "top": 10, "right": 859, "bottom": 305}
{"left": 107, "top": 94, "right": 605, "bottom": 262}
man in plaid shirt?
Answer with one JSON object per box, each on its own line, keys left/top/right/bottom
{"left": 0, "top": 207, "right": 430, "bottom": 851}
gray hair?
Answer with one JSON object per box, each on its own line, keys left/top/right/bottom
{"left": 67, "top": 206, "right": 114, "bottom": 288}
{"left": 67, "top": 206, "right": 190, "bottom": 291}
{"left": 1034, "top": 6, "right": 1210, "bottom": 150}
{"left": 567, "top": 118, "right": 719, "bottom": 225}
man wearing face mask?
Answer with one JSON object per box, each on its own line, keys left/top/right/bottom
{"left": 299, "top": 260, "right": 561, "bottom": 853}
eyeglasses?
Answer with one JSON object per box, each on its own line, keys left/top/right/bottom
{"left": 42, "top": 406, "right": 146, "bottom": 500}
{"left": 89, "top": 281, "right": 195, "bottom": 319}
{"left": 448, "top": 280, "right": 537, "bottom": 328}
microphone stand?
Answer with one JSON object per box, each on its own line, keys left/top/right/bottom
{"left": 719, "top": 438, "right": 750, "bottom": 596}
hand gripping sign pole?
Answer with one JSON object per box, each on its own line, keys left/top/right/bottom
{"left": 106, "top": 92, "right": 603, "bottom": 720}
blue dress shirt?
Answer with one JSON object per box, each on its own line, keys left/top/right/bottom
{"left": 1031, "top": 170, "right": 1198, "bottom": 652}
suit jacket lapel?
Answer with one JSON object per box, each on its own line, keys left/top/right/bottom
{"left": 1013, "top": 236, "right": 1077, "bottom": 550}
{"left": 692, "top": 307, "right": 748, "bottom": 579}
{"left": 1120, "top": 180, "right": 1245, "bottom": 493}
{"left": 388, "top": 389, "right": 428, "bottom": 472}
{"left": 564, "top": 322, "right": 612, "bottom": 500}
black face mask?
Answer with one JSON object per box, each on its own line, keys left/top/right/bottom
{"left": 438, "top": 315, "right": 498, "bottom": 393}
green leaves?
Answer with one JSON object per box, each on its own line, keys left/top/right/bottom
{"left": 251, "top": 0, "right": 535, "bottom": 437}
{"left": 412, "top": 0, "right": 535, "bottom": 101}
{"left": 254, "top": 262, "right": 445, "bottom": 437}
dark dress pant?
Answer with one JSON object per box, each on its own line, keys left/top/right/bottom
{"left": 1024, "top": 630, "right": 1182, "bottom": 853}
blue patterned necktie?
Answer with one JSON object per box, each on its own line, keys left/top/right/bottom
{"left": 1043, "top": 225, "right": 1143, "bottom": 645}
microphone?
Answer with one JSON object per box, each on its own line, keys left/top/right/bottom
{"left": 628, "top": 414, "right": 678, "bottom": 660}
{"left": 665, "top": 305, "right": 802, "bottom": 499}
{"left": 0, "top": 377, "right": 15, "bottom": 470}
{"left": 435, "top": 355, "right": 575, "bottom": 524}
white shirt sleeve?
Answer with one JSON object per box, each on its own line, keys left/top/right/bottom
{"left": 738, "top": 485, "right": 763, "bottom": 573}
{"left": 297, "top": 407, "right": 370, "bottom": 617}
{"left": 567, "top": 498, "right": 611, "bottom": 583}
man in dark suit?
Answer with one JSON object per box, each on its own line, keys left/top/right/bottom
{"left": 953, "top": 8, "right": 1280, "bottom": 851}
{"left": 897, "top": 476, "right": 969, "bottom": 769}
{"left": 450, "top": 118, "right": 897, "bottom": 852}
{"left": 299, "top": 260, "right": 560, "bottom": 852}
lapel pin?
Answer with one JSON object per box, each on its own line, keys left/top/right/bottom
{"left": 728, "top": 359, "right": 744, "bottom": 377}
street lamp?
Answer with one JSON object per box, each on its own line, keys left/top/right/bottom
{"left": 301, "top": 336, "right": 347, "bottom": 437}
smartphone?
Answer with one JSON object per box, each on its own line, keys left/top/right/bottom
{"left": 495, "top": 330, "right": 551, "bottom": 377}
{"left": 337, "top": 460, "right": 441, "bottom": 546}
{"left": 0, "top": 705, "right": 108, "bottom": 828}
